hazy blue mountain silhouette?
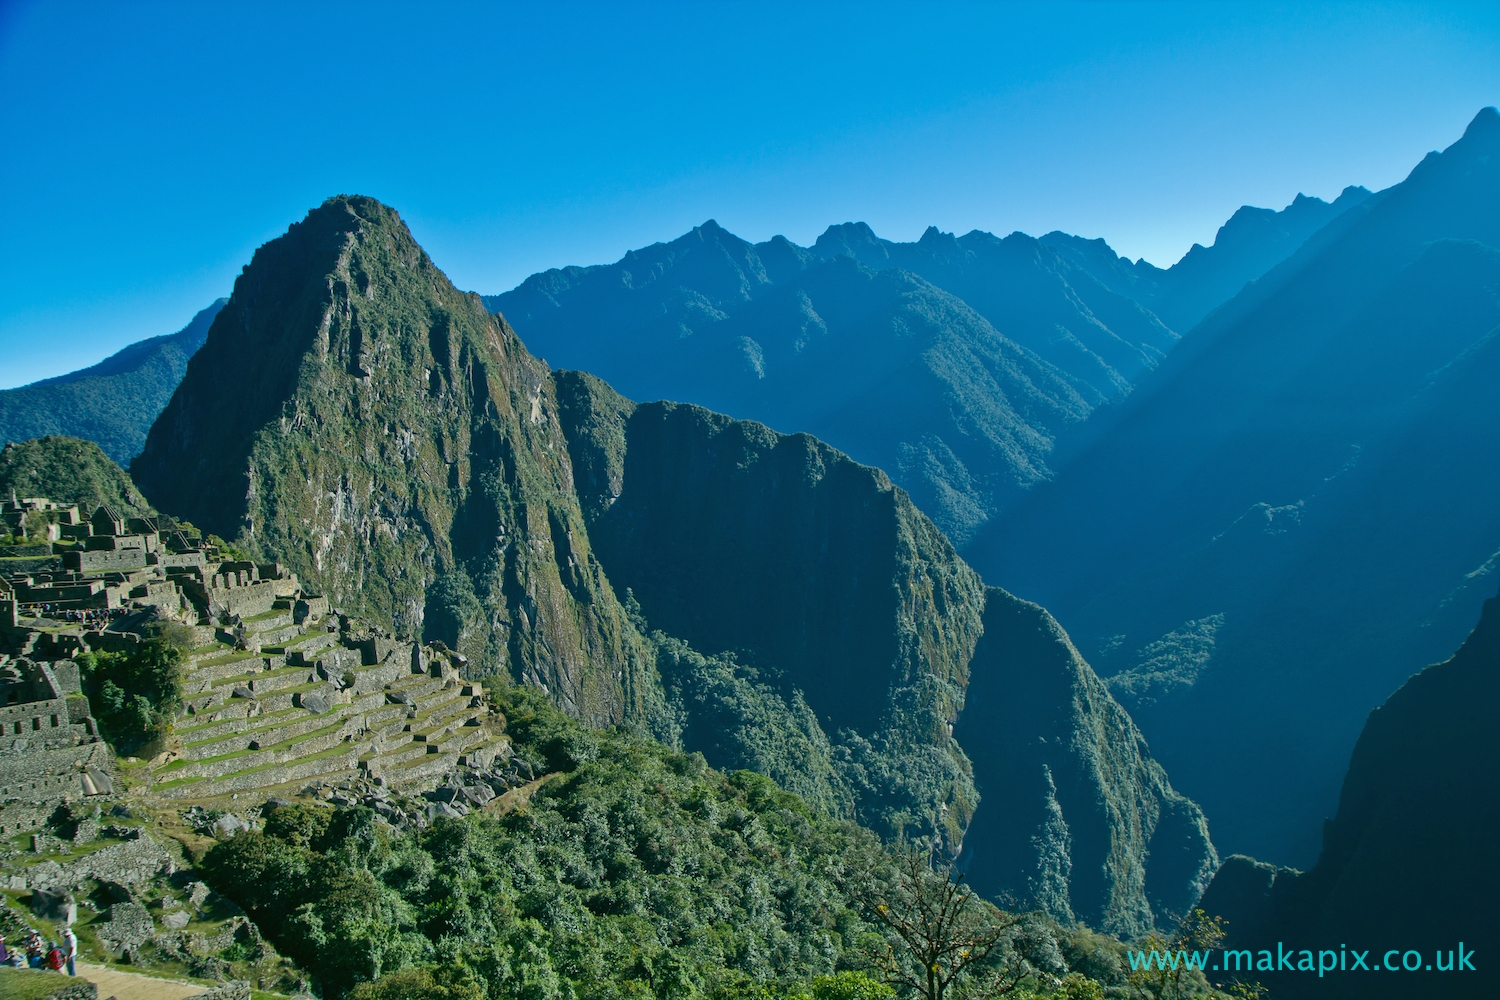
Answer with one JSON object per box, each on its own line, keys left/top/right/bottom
{"left": 486, "top": 189, "right": 1360, "bottom": 546}
{"left": 806, "top": 222, "right": 1178, "bottom": 400}
{"left": 489, "top": 222, "right": 1116, "bottom": 543}
{"left": 0, "top": 299, "right": 225, "bottom": 463}
{"left": 1041, "top": 185, "right": 1370, "bottom": 332}
{"left": 966, "top": 107, "right": 1500, "bottom": 867}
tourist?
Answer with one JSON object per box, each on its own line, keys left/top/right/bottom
{"left": 0, "top": 932, "right": 9, "bottom": 964}
{"left": 24, "top": 929, "right": 42, "bottom": 967}
{"left": 60, "top": 925, "right": 77, "bottom": 975}
{"left": 44, "top": 941, "right": 64, "bottom": 972}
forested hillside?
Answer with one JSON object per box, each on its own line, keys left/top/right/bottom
{"left": 0, "top": 299, "right": 223, "bottom": 463}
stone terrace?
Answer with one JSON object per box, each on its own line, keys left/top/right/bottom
{"left": 147, "top": 602, "right": 510, "bottom": 805}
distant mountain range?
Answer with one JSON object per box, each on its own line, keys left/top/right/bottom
{"left": 967, "top": 107, "right": 1500, "bottom": 867}
{"left": 0, "top": 298, "right": 225, "bottom": 463}
{"left": 483, "top": 191, "right": 1362, "bottom": 544}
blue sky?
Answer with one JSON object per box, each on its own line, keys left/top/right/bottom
{"left": 1, "top": 1, "right": 1498, "bottom": 388}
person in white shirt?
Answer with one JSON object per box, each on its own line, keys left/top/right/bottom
{"left": 59, "top": 926, "right": 77, "bottom": 977}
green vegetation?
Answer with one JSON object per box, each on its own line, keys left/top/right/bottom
{"left": 77, "top": 637, "right": 182, "bottom": 752}
{"left": 0, "top": 435, "right": 153, "bottom": 515}
{"left": 0, "top": 966, "right": 81, "bottom": 999}
{"left": 201, "top": 688, "right": 1122, "bottom": 1000}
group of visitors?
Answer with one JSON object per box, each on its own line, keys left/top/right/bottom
{"left": 0, "top": 925, "right": 77, "bottom": 975}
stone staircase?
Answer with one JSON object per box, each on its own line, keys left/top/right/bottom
{"left": 147, "top": 602, "right": 509, "bottom": 804}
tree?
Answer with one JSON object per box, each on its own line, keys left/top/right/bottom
{"left": 857, "top": 847, "right": 1023, "bottom": 1000}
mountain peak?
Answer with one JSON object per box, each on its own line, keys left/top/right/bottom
{"left": 1462, "top": 105, "right": 1500, "bottom": 140}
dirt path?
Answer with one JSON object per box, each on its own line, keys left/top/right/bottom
{"left": 73, "top": 962, "right": 210, "bottom": 1000}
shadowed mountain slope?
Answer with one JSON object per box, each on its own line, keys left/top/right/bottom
{"left": 1199, "top": 582, "right": 1500, "bottom": 998}
{"left": 485, "top": 220, "right": 1159, "bottom": 545}
{"left": 957, "top": 588, "right": 1216, "bottom": 937}
{"left": 0, "top": 299, "right": 225, "bottom": 463}
{"left": 968, "top": 107, "right": 1500, "bottom": 866}
{"left": 556, "top": 369, "right": 1215, "bottom": 936}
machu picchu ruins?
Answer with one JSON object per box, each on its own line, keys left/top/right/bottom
{"left": 0, "top": 490, "right": 525, "bottom": 838}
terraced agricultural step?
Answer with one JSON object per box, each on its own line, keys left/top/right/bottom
{"left": 254, "top": 681, "right": 337, "bottom": 713}
{"left": 185, "top": 643, "right": 238, "bottom": 665}
{"left": 210, "top": 665, "right": 316, "bottom": 695}
{"left": 156, "top": 743, "right": 363, "bottom": 798}
{"left": 239, "top": 608, "right": 294, "bottom": 630}
{"left": 385, "top": 750, "right": 460, "bottom": 789}
{"left": 343, "top": 656, "right": 409, "bottom": 695}
{"left": 284, "top": 630, "right": 339, "bottom": 664}
{"left": 185, "top": 654, "right": 287, "bottom": 687}
{"left": 181, "top": 706, "right": 359, "bottom": 760}
{"left": 155, "top": 720, "right": 357, "bottom": 781}
{"left": 174, "top": 706, "right": 301, "bottom": 744}
{"left": 177, "top": 697, "right": 259, "bottom": 724}
{"left": 366, "top": 740, "right": 432, "bottom": 770}
{"left": 388, "top": 672, "right": 445, "bottom": 693}
{"left": 413, "top": 685, "right": 463, "bottom": 712}
{"left": 411, "top": 701, "right": 479, "bottom": 741}
{"left": 247, "top": 622, "right": 302, "bottom": 647}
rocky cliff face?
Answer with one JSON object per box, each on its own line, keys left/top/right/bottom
{"left": 556, "top": 370, "right": 1214, "bottom": 921}
{"left": 556, "top": 369, "right": 986, "bottom": 848}
{"left": 131, "top": 196, "right": 655, "bottom": 725}
{"left": 957, "top": 588, "right": 1217, "bottom": 939}
{"left": 1198, "top": 582, "right": 1500, "bottom": 998}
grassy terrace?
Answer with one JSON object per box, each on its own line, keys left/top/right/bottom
{"left": 0, "top": 967, "right": 80, "bottom": 999}
{"left": 182, "top": 706, "right": 345, "bottom": 750}
{"left": 158, "top": 719, "right": 350, "bottom": 772}
{"left": 154, "top": 742, "right": 356, "bottom": 790}
{"left": 193, "top": 649, "right": 259, "bottom": 670}
{"left": 175, "top": 705, "right": 300, "bottom": 739}
{"left": 208, "top": 663, "right": 310, "bottom": 690}
{"left": 241, "top": 608, "right": 291, "bottom": 624}
{"left": 19, "top": 835, "right": 130, "bottom": 868}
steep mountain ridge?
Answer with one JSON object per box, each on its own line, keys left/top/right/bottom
{"left": 957, "top": 588, "right": 1217, "bottom": 937}
{"left": 484, "top": 188, "right": 1350, "bottom": 550}
{"left": 969, "top": 107, "right": 1500, "bottom": 865}
{"left": 485, "top": 220, "right": 1154, "bottom": 544}
{"left": 555, "top": 370, "right": 1214, "bottom": 934}
{"left": 0, "top": 299, "right": 225, "bottom": 463}
{"left": 808, "top": 222, "right": 1179, "bottom": 399}
{"left": 1041, "top": 186, "right": 1371, "bottom": 332}
{"left": 1198, "top": 582, "right": 1500, "bottom": 998}
{"left": 493, "top": 226, "right": 1100, "bottom": 543}
{"left": 132, "top": 196, "right": 657, "bottom": 725}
